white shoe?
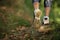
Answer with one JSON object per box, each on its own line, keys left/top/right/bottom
{"left": 34, "top": 9, "right": 42, "bottom": 20}
{"left": 43, "top": 16, "right": 49, "bottom": 24}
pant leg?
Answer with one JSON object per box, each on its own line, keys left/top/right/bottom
{"left": 32, "top": 0, "right": 41, "bottom": 3}
{"left": 44, "top": 0, "right": 52, "bottom": 7}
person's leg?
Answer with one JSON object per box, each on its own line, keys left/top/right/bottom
{"left": 32, "top": 0, "right": 43, "bottom": 32}
{"left": 32, "top": 0, "right": 42, "bottom": 20}
{"left": 32, "top": 0, "right": 40, "bottom": 9}
{"left": 43, "top": 0, "right": 52, "bottom": 24}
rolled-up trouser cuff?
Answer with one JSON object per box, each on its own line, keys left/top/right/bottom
{"left": 32, "top": 0, "right": 41, "bottom": 3}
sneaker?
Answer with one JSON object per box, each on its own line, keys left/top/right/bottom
{"left": 43, "top": 16, "right": 49, "bottom": 25}
{"left": 34, "top": 9, "right": 42, "bottom": 20}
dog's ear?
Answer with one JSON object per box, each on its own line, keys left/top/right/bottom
{"left": 40, "top": 10, "right": 42, "bottom": 15}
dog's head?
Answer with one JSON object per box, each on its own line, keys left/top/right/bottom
{"left": 34, "top": 9, "right": 42, "bottom": 20}
{"left": 36, "top": 11, "right": 42, "bottom": 17}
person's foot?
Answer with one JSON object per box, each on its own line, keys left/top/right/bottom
{"left": 43, "top": 16, "right": 49, "bottom": 25}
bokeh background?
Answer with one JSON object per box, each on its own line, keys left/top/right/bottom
{"left": 0, "top": 0, "right": 60, "bottom": 40}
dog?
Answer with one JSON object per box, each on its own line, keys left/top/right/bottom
{"left": 34, "top": 9, "right": 42, "bottom": 21}
{"left": 33, "top": 9, "right": 42, "bottom": 30}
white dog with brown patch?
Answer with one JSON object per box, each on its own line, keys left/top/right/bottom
{"left": 34, "top": 9, "right": 45, "bottom": 31}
